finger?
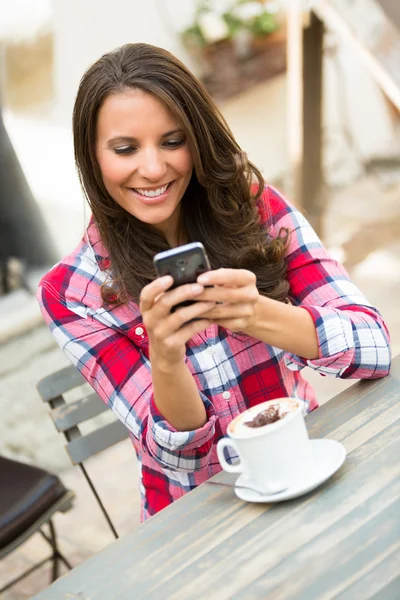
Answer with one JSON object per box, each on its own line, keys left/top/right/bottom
{"left": 167, "top": 318, "right": 213, "bottom": 348}
{"left": 140, "top": 276, "right": 173, "bottom": 312}
{"left": 196, "top": 284, "right": 259, "bottom": 305}
{"left": 171, "top": 301, "right": 217, "bottom": 328}
{"left": 153, "top": 301, "right": 216, "bottom": 339}
{"left": 152, "top": 283, "right": 205, "bottom": 317}
{"left": 213, "top": 318, "right": 249, "bottom": 332}
{"left": 202, "top": 303, "right": 254, "bottom": 320}
{"left": 197, "top": 268, "right": 256, "bottom": 288}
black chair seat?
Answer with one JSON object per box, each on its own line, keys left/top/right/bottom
{"left": 0, "top": 456, "right": 67, "bottom": 549}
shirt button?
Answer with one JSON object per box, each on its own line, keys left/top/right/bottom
{"left": 222, "top": 391, "right": 231, "bottom": 400}
{"left": 135, "top": 326, "right": 144, "bottom": 336}
{"left": 207, "top": 347, "right": 215, "bottom": 354}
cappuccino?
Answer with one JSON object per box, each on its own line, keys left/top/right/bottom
{"left": 230, "top": 398, "right": 299, "bottom": 438}
{"left": 217, "top": 397, "right": 313, "bottom": 493}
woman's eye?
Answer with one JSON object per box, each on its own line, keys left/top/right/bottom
{"left": 114, "top": 146, "right": 136, "bottom": 155}
{"left": 164, "top": 139, "right": 185, "bottom": 149}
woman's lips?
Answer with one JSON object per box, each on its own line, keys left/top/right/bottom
{"left": 128, "top": 181, "right": 175, "bottom": 204}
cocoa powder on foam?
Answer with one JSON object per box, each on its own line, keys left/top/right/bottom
{"left": 230, "top": 399, "right": 299, "bottom": 437}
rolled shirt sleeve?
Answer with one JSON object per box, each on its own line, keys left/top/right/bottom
{"left": 145, "top": 395, "right": 217, "bottom": 470}
{"left": 285, "top": 304, "right": 391, "bottom": 377}
{"left": 265, "top": 186, "right": 391, "bottom": 379}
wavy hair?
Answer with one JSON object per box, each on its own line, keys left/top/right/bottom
{"left": 72, "top": 43, "right": 289, "bottom": 304}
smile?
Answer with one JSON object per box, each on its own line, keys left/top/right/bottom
{"left": 128, "top": 181, "right": 175, "bottom": 204}
{"left": 132, "top": 182, "right": 172, "bottom": 198}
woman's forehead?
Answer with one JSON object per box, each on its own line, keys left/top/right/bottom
{"left": 96, "top": 89, "right": 183, "bottom": 138}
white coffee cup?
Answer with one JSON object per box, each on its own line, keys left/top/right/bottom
{"left": 217, "top": 398, "right": 314, "bottom": 494}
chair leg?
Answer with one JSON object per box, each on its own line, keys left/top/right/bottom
{"left": 49, "top": 520, "right": 60, "bottom": 581}
{"left": 0, "top": 558, "right": 50, "bottom": 594}
{"left": 40, "top": 520, "right": 73, "bottom": 582}
{"left": 79, "top": 463, "right": 119, "bottom": 539}
{"left": 0, "top": 521, "right": 73, "bottom": 593}
{"left": 40, "top": 523, "right": 73, "bottom": 570}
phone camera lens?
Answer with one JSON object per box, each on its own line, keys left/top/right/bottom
{"left": 176, "top": 258, "right": 187, "bottom": 268}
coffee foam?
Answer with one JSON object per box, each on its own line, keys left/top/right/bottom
{"left": 229, "top": 398, "right": 299, "bottom": 438}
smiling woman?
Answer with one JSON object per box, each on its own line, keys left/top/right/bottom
{"left": 70, "top": 43, "right": 281, "bottom": 307}
{"left": 37, "top": 43, "right": 391, "bottom": 523}
{"left": 95, "top": 89, "right": 193, "bottom": 246}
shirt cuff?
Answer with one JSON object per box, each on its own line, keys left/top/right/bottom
{"left": 284, "top": 306, "right": 355, "bottom": 376}
{"left": 145, "top": 394, "right": 217, "bottom": 471}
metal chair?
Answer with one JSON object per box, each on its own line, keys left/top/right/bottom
{"left": 0, "top": 455, "right": 75, "bottom": 593}
{"left": 36, "top": 365, "right": 129, "bottom": 539}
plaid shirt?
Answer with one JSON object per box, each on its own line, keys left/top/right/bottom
{"left": 37, "top": 186, "right": 391, "bottom": 521}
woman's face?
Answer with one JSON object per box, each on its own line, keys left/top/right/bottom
{"left": 95, "top": 89, "right": 193, "bottom": 246}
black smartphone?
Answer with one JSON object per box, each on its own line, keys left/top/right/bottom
{"left": 153, "top": 242, "right": 211, "bottom": 312}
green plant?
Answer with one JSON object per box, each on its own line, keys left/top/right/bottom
{"left": 181, "top": 0, "right": 232, "bottom": 48}
{"left": 247, "top": 10, "right": 278, "bottom": 37}
{"left": 222, "top": 12, "right": 242, "bottom": 38}
{"left": 181, "top": 23, "right": 207, "bottom": 48}
{"left": 181, "top": 0, "right": 280, "bottom": 49}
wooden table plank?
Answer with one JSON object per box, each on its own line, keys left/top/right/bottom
{"left": 144, "top": 423, "right": 399, "bottom": 599}
{"left": 332, "top": 547, "right": 400, "bottom": 600}
{"left": 32, "top": 355, "right": 400, "bottom": 600}
{"left": 243, "top": 495, "right": 400, "bottom": 599}
{"left": 360, "top": 572, "right": 400, "bottom": 600}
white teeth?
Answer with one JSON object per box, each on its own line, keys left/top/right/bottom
{"left": 134, "top": 184, "right": 169, "bottom": 197}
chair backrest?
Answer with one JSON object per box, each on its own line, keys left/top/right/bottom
{"left": 37, "top": 365, "right": 130, "bottom": 539}
{"left": 37, "top": 365, "right": 129, "bottom": 465}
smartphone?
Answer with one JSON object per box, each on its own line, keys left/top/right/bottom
{"left": 153, "top": 242, "right": 211, "bottom": 312}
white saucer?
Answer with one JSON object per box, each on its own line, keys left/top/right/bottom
{"left": 235, "top": 439, "right": 346, "bottom": 503}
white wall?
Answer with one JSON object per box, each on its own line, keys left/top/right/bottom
{"left": 53, "top": 0, "right": 198, "bottom": 122}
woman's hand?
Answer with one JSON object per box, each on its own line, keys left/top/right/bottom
{"left": 140, "top": 275, "right": 215, "bottom": 370}
{"left": 196, "top": 268, "right": 260, "bottom": 333}
{"left": 197, "top": 268, "right": 320, "bottom": 359}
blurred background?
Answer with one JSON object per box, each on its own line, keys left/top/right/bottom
{"left": 1, "top": 1, "right": 399, "bottom": 597}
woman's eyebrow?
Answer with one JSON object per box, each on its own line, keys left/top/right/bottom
{"left": 106, "top": 129, "right": 184, "bottom": 147}
{"left": 106, "top": 136, "right": 135, "bottom": 147}
{"left": 161, "top": 128, "right": 184, "bottom": 137}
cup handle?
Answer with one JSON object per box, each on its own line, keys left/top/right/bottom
{"left": 217, "top": 438, "right": 242, "bottom": 474}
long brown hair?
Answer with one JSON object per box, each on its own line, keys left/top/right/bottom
{"left": 73, "top": 43, "right": 289, "bottom": 305}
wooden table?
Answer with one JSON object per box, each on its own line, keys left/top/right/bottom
{"left": 33, "top": 356, "right": 400, "bottom": 599}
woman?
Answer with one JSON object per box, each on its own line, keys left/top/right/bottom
{"left": 38, "top": 43, "right": 391, "bottom": 521}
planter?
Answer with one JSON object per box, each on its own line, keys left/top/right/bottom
{"left": 202, "top": 39, "right": 237, "bottom": 73}
{"left": 249, "top": 25, "right": 287, "bottom": 56}
{"left": 201, "top": 26, "right": 287, "bottom": 101}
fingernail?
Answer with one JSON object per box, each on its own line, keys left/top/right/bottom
{"left": 198, "top": 274, "right": 209, "bottom": 284}
{"left": 161, "top": 276, "right": 172, "bottom": 287}
{"left": 192, "top": 284, "right": 203, "bottom": 293}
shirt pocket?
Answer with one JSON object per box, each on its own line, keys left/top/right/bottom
{"left": 125, "top": 322, "right": 149, "bottom": 355}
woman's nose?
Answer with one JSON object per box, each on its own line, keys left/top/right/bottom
{"left": 137, "top": 148, "right": 167, "bottom": 181}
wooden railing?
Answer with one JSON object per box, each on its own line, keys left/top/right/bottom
{"left": 287, "top": 0, "right": 400, "bottom": 236}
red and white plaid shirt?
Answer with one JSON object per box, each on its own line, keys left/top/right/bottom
{"left": 37, "top": 186, "right": 391, "bottom": 520}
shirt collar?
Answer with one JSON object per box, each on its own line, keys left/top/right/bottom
{"left": 86, "top": 216, "right": 111, "bottom": 271}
